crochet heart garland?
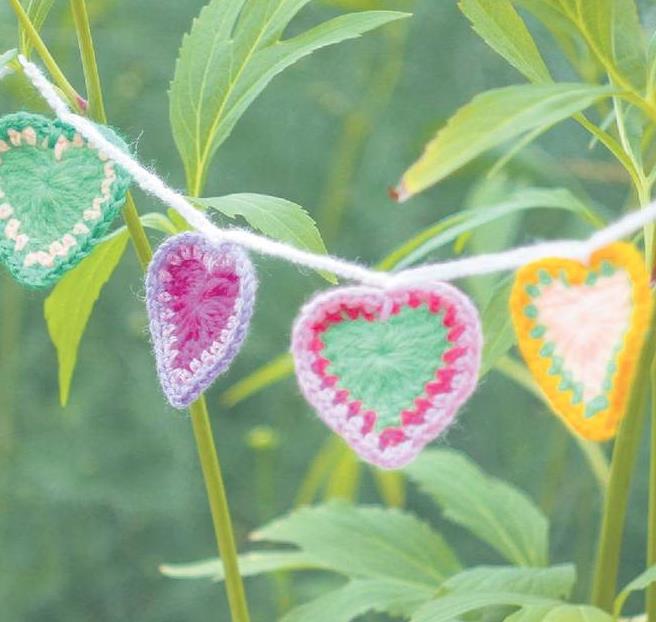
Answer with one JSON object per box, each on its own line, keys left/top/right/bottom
{"left": 146, "top": 232, "right": 257, "bottom": 409}
{"left": 510, "top": 242, "right": 652, "bottom": 441}
{"left": 0, "top": 112, "right": 131, "bottom": 287}
{"left": 291, "top": 284, "right": 482, "bottom": 469}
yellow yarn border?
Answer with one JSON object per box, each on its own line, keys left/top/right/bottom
{"left": 510, "top": 242, "right": 653, "bottom": 441}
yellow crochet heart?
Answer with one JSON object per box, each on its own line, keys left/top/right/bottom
{"left": 510, "top": 242, "right": 652, "bottom": 441}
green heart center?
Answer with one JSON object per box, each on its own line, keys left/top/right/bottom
{"left": 322, "top": 306, "right": 450, "bottom": 430}
{"left": 0, "top": 113, "right": 130, "bottom": 288}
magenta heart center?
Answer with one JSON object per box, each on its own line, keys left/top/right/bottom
{"left": 162, "top": 256, "right": 240, "bottom": 371}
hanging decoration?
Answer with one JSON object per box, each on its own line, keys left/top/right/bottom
{"left": 0, "top": 112, "right": 130, "bottom": 287}
{"left": 510, "top": 242, "right": 652, "bottom": 441}
{"left": 291, "top": 285, "right": 482, "bottom": 468}
{"left": 5, "top": 56, "right": 656, "bottom": 468}
{"left": 146, "top": 232, "right": 257, "bottom": 409}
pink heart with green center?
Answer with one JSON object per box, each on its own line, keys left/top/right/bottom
{"left": 291, "top": 284, "right": 482, "bottom": 469}
{"left": 0, "top": 112, "right": 131, "bottom": 288}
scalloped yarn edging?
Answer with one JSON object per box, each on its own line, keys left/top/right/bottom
{"left": 146, "top": 232, "right": 257, "bottom": 409}
{"left": 510, "top": 242, "right": 653, "bottom": 441}
{"left": 0, "top": 112, "right": 131, "bottom": 288}
{"left": 291, "top": 284, "right": 482, "bottom": 469}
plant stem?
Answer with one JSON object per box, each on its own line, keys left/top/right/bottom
{"left": 648, "top": 356, "right": 656, "bottom": 621}
{"left": 591, "top": 309, "right": 656, "bottom": 610}
{"left": 67, "top": 4, "right": 249, "bottom": 620}
{"left": 189, "top": 398, "right": 251, "bottom": 622}
{"left": 8, "top": 0, "right": 85, "bottom": 112}
{"left": 69, "top": 0, "right": 106, "bottom": 121}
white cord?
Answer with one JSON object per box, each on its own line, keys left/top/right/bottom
{"left": 13, "top": 56, "right": 656, "bottom": 287}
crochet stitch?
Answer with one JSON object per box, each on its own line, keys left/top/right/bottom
{"left": 291, "top": 284, "right": 482, "bottom": 469}
{"left": 0, "top": 112, "right": 131, "bottom": 288}
{"left": 510, "top": 242, "right": 652, "bottom": 441}
{"left": 146, "top": 232, "right": 257, "bottom": 409}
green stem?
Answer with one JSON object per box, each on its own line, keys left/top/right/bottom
{"left": 8, "top": 0, "right": 85, "bottom": 112}
{"left": 591, "top": 308, "right": 656, "bottom": 610}
{"left": 69, "top": 0, "right": 151, "bottom": 270}
{"left": 190, "top": 398, "right": 251, "bottom": 622}
{"left": 69, "top": 0, "right": 106, "bottom": 122}
{"left": 65, "top": 5, "right": 251, "bottom": 620}
{"left": 648, "top": 357, "right": 656, "bottom": 621}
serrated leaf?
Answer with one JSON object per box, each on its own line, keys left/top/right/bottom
{"left": 459, "top": 0, "right": 551, "bottom": 83}
{"left": 614, "top": 564, "right": 656, "bottom": 616}
{"left": 44, "top": 230, "right": 129, "bottom": 407}
{"left": 404, "top": 449, "right": 548, "bottom": 567}
{"left": 396, "top": 82, "right": 613, "bottom": 199}
{"left": 506, "top": 604, "right": 613, "bottom": 622}
{"left": 169, "top": 0, "right": 408, "bottom": 194}
{"left": 410, "top": 592, "right": 558, "bottom": 622}
{"left": 440, "top": 565, "right": 575, "bottom": 599}
{"left": 548, "top": 0, "right": 645, "bottom": 89}
{"left": 195, "top": 193, "right": 334, "bottom": 281}
{"left": 253, "top": 503, "right": 461, "bottom": 586}
{"left": 281, "top": 578, "right": 433, "bottom": 622}
{"left": 160, "top": 550, "right": 323, "bottom": 581}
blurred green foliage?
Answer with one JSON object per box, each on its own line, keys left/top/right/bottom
{"left": 0, "top": 0, "right": 651, "bottom": 620}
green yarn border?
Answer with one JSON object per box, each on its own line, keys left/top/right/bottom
{"left": 0, "top": 112, "right": 132, "bottom": 288}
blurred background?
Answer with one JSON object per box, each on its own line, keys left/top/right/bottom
{"left": 0, "top": 0, "right": 652, "bottom": 619}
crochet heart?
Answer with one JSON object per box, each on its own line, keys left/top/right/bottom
{"left": 146, "top": 233, "right": 257, "bottom": 409}
{"left": 292, "top": 284, "right": 482, "bottom": 469}
{"left": 510, "top": 242, "right": 652, "bottom": 441}
{"left": 0, "top": 112, "right": 131, "bottom": 287}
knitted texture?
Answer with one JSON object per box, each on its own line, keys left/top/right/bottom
{"left": 146, "top": 232, "right": 257, "bottom": 409}
{"left": 291, "top": 284, "right": 482, "bottom": 469}
{"left": 510, "top": 242, "right": 652, "bottom": 441}
{"left": 0, "top": 112, "right": 131, "bottom": 288}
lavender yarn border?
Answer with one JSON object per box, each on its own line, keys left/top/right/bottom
{"left": 146, "top": 232, "right": 258, "bottom": 409}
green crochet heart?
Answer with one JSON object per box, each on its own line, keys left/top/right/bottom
{"left": 322, "top": 305, "right": 451, "bottom": 430}
{"left": 0, "top": 112, "right": 131, "bottom": 288}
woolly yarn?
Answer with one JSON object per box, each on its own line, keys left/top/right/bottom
{"left": 146, "top": 232, "right": 257, "bottom": 409}
{"left": 0, "top": 112, "right": 131, "bottom": 287}
{"left": 291, "top": 284, "right": 482, "bottom": 469}
{"left": 510, "top": 242, "right": 653, "bottom": 441}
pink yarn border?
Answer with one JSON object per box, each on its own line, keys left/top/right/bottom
{"left": 291, "top": 284, "right": 482, "bottom": 469}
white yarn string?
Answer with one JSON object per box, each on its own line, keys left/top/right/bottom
{"left": 14, "top": 56, "right": 656, "bottom": 287}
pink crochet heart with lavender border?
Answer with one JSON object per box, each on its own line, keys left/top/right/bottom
{"left": 291, "top": 284, "right": 482, "bottom": 469}
{"left": 146, "top": 232, "right": 257, "bottom": 409}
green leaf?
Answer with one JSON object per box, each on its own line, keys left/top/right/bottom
{"left": 459, "top": 0, "right": 551, "bottom": 83}
{"left": 396, "top": 82, "right": 613, "bottom": 199}
{"left": 404, "top": 449, "right": 548, "bottom": 566}
{"left": 440, "top": 565, "right": 575, "bottom": 599}
{"left": 281, "top": 579, "right": 433, "bottom": 622}
{"left": 160, "top": 550, "right": 323, "bottom": 581}
{"left": 195, "top": 193, "right": 334, "bottom": 282}
{"left": 480, "top": 277, "right": 515, "bottom": 376}
{"left": 252, "top": 503, "right": 461, "bottom": 586}
{"left": 0, "top": 49, "right": 17, "bottom": 78}
{"left": 389, "top": 187, "right": 598, "bottom": 269}
{"left": 410, "top": 592, "right": 558, "bottom": 622}
{"left": 19, "top": 0, "right": 55, "bottom": 57}
{"left": 169, "top": 0, "right": 408, "bottom": 194}
{"left": 506, "top": 604, "right": 613, "bottom": 622}
{"left": 44, "top": 230, "right": 129, "bottom": 407}
{"left": 550, "top": 0, "right": 646, "bottom": 89}
{"left": 614, "top": 564, "right": 656, "bottom": 616}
